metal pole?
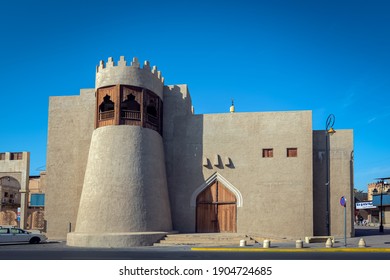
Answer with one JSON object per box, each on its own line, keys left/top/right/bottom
{"left": 380, "top": 182, "right": 384, "bottom": 232}
{"left": 344, "top": 203, "right": 347, "bottom": 247}
{"left": 325, "top": 132, "right": 330, "bottom": 236}
{"left": 325, "top": 114, "right": 335, "bottom": 237}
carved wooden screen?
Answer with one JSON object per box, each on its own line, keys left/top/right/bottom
{"left": 120, "top": 86, "right": 142, "bottom": 126}
{"left": 96, "top": 85, "right": 118, "bottom": 128}
{"left": 143, "top": 90, "right": 161, "bottom": 134}
{"left": 95, "top": 85, "right": 162, "bottom": 135}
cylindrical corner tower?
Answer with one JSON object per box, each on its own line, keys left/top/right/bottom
{"left": 67, "top": 56, "right": 172, "bottom": 247}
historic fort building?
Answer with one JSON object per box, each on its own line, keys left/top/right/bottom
{"left": 45, "top": 56, "right": 354, "bottom": 247}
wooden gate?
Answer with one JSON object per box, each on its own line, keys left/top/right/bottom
{"left": 196, "top": 180, "right": 237, "bottom": 233}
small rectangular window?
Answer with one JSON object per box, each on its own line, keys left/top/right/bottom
{"left": 287, "top": 148, "right": 298, "bottom": 157}
{"left": 0, "top": 153, "right": 5, "bottom": 160}
{"left": 10, "top": 152, "right": 22, "bottom": 160}
{"left": 262, "top": 148, "right": 273, "bottom": 158}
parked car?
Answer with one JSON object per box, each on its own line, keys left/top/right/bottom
{"left": 0, "top": 226, "right": 47, "bottom": 244}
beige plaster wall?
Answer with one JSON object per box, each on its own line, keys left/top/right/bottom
{"left": 96, "top": 57, "right": 164, "bottom": 99}
{"left": 74, "top": 125, "right": 172, "bottom": 234}
{"left": 313, "top": 130, "right": 354, "bottom": 237}
{"left": 45, "top": 89, "right": 95, "bottom": 239}
{"left": 45, "top": 81, "right": 354, "bottom": 241}
{"left": 163, "top": 86, "right": 314, "bottom": 239}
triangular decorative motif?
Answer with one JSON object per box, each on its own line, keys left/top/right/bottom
{"left": 190, "top": 172, "right": 243, "bottom": 207}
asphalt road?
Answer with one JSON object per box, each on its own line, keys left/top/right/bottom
{"left": 1, "top": 226, "right": 390, "bottom": 260}
{"left": 1, "top": 241, "right": 390, "bottom": 260}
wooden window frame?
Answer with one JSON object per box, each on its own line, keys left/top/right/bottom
{"left": 10, "top": 152, "right": 22, "bottom": 160}
{"left": 262, "top": 148, "right": 273, "bottom": 158}
{"left": 287, "top": 148, "right": 298, "bottom": 157}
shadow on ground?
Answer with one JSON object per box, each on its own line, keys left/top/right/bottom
{"left": 355, "top": 226, "right": 390, "bottom": 237}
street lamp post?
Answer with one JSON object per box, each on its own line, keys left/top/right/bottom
{"left": 373, "top": 178, "right": 390, "bottom": 233}
{"left": 325, "top": 114, "right": 336, "bottom": 236}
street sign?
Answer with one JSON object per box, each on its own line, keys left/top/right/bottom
{"left": 340, "top": 196, "right": 347, "bottom": 207}
{"left": 340, "top": 196, "right": 347, "bottom": 247}
{"left": 356, "top": 201, "right": 376, "bottom": 209}
{"left": 17, "top": 207, "right": 21, "bottom": 224}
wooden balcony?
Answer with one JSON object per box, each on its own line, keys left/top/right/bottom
{"left": 121, "top": 110, "right": 141, "bottom": 121}
{"left": 99, "top": 110, "right": 115, "bottom": 120}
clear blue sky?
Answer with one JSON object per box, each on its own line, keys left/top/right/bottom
{"left": 1, "top": 0, "right": 389, "bottom": 191}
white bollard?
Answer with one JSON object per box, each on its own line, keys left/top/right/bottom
{"left": 263, "top": 239, "right": 270, "bottom": 248}
{"left": 325, "top": 238, "right": 333, "bottom": 248}
{"left": 240, "top": 239, "right": 246, "bottom": 247}
{"left": 296, "top": 239, "right": 303, "bottom": 248}
{"left": 358, "top": 238, "right": 366, "bottom": 248}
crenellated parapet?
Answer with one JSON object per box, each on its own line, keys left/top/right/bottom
{"left": 96, "top": 56, "right": 164, "bottom": 99}
{"left": 68, "top": 56, "right": 172, "bottom": 248}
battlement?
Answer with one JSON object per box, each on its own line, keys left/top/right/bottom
{"left": 96, "top": 56, "right": 164, "bottom": 83}
{"left": 96, "top": 56, "right": 165, "bottom": 98}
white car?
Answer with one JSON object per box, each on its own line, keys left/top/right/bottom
{"left": 0, "top": 226, "right": 47, "bottom": 244}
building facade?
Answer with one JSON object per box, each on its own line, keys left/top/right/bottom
{"left": 27, "top": 172, "right": 46, "bottom": 230}
{"left": 0, "top": 152, "right": 30, "bottom": 228}
{"left": 0, "top": 152, "right": 46, "bottom": 230}
{"left": 45, "top": 56, "right": 354, "bottom": 247}
{"left": 365, "top": 182, "right": 390, "bottom": 225}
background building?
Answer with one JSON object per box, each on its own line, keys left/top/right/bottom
{"left": 27, "top": 172, "right": 46, "bottom": 230}
{"left": 45, "top": 56, "right": 354, "bottom": 247}
{"left": 0, "top": 152, "right": 29, "bottom": 228}
{"left": 0, "top": 152, "right": 46, "bottom": 231}
{"left": 367, "top": 182, "right": 390, "bottom": 225}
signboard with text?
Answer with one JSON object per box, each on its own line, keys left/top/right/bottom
{"left": 355, "top": 201, "right": 376, "bottom": 209}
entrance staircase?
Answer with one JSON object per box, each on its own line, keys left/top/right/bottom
{"left": 154, "top": 233, "right": 257, "bottom": 247}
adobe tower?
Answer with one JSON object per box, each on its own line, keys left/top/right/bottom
{"left": 67, "top": 56, "right": 173, "bottom": 247}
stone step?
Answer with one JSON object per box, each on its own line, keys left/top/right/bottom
{"left": 154, "top": 233, "right": 256, "bottom": 246}
{"left": 164, "top": 234, "right": 249, "bottom": 239}
{"left": 154, "top": 241, "right": 255, "bottom": 247}
{"left": 304, "top": 236, "right": 335, "bottom": 244}
{"left": 163, "top": 236, "right": 251, "bottom": 241}
{"left": 158, "top": 239, "right": 256, "bottom": 245}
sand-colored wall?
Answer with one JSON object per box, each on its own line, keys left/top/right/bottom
{"left": 163, "top": 88, "right": 314, "bottom": 238}
{"left": 45, "top": 89, "right": 95, "bottom": 239}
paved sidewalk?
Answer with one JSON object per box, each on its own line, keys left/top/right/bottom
{"left": 187, "top": 226, "right": 390, "bottom": 250}
{"left": 252, "top": 226, "right": 390, "bottom": 249}
{"left": 341, "top": 225, "right": 390, "bottom": 248}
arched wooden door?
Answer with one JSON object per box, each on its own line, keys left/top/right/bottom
{"left": 196, "top": 180, "right": 237, "bottom": 233}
